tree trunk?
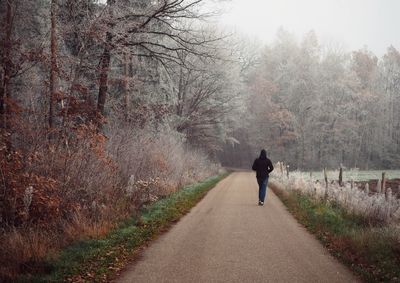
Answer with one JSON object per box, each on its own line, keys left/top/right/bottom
{"left": 1, "top": 0, "right": 13, "bottom": 151}
{"left": 97, "top": 38, "right": 111, "bottom": 116}
{"left": 97, "top": 0, "right": 115, "bottom": 118}
{"left": 49, "top": 0, "right": 58, "bottom": 131}
{"left": 301, "top": 131, "right": 305, "bottom": 169}
{"left": 123, "top": 52, "right": 129, "bottom": 121}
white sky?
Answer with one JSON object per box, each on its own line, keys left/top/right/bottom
{"left": 214, "top": 0, "right": 400, "bottom": 56}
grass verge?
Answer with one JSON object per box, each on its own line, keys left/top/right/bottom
{"left": 270, "top": 182, "right": 400, "bottom": 283}
{"left": 20, "top": 173, "right": 229, "bottom": 283}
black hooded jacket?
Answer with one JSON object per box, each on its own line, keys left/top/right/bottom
{"left": 252, "top": 150, "right": 274, "bottom": 179}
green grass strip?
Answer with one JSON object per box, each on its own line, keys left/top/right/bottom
{"left": 23, "top": 173, "right": 229, "bottom": 283}
{"left": 270, "top": 182, "right": 400, "bottom": 283}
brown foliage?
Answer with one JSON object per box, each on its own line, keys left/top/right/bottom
{"left": 0, "top": 1, "right": 220, "bottom": 280}
{"left": 0, "top": 147, "right": 60, "bottom": 226}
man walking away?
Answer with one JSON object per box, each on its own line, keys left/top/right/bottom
{"left": 252, "top": 149, "right": 274, "bottom": 206}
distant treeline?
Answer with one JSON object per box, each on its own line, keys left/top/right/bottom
{"left": 219, "top": 29, "right": 400, "bottom": 170}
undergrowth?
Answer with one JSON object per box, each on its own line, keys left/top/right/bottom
{"left": 270, "top": 182, "right": 400, "bottom": 283}
{"left": 18, "top": 173, "right": 228, "bottom": 283}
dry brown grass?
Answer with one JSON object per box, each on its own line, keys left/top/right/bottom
{"left": 0, "top": 207, "right": 125, "bottom": 281}
{"left": 0, "top": 228, "right": 55, "bottom": 280}
{"left": 1, "top": 123, "right": 219, "bottom": 281}
{"left": 63, "top": 211, "right": 118, "bottom": 241}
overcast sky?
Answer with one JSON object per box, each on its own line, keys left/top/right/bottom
{"left": 215, "top": 0, "right": 400, "bottom": 56}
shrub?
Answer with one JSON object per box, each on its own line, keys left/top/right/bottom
{"left": 272, "top": 171, "right": 400, "bottom": 223}
{"left": 0, "top": 121, "right": 219, "bottom": 281}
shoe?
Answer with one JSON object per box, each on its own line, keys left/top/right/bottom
{"left": 258, "top": 201, "right": 262, "bottom": 206}
{"left": 260, "top": 201, "right": 264, "bottom": 206}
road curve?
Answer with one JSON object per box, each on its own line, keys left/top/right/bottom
{"left": 117, "top": 172, "right": 359, "bottom": 283}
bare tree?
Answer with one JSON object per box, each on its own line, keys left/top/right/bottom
{"left": 96, "top": 0, "right": 221, "bottom": 118}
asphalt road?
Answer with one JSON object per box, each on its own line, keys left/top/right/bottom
{"left": 117, "top": 172, "right": 359, "bottom": 283}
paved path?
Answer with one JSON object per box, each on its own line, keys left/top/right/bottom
{"left": 118, "top": 172, "right": 359, "bottom": 283}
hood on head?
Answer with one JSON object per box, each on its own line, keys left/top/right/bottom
{"left": 260, "top": 149, "right": 267, "bottom": 159}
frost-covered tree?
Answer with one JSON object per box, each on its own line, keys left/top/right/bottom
{"left": 220, "top": 29, "right": 400, "bottom": 170}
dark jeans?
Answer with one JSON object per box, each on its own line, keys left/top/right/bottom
{"left": 257, "top": 176, "right": 269, "bottom": 202}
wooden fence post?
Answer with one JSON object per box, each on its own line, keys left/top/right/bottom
{"left": 286, "top": 165, "right": 290, "bottom": 179}
{"left": 386, "top": 188, "right": 392, "bottom": 221}
{"left": 339, "top": 166, "right": 343, "bottom": 187}
{"left": 386, "top": 188, "right": 392, "bottom": 202}
{"left": 381, "top": 172, "right": 386, "bottom": 194}
{"left": 376, "top": 179, "right": 381, "bottom": 194}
